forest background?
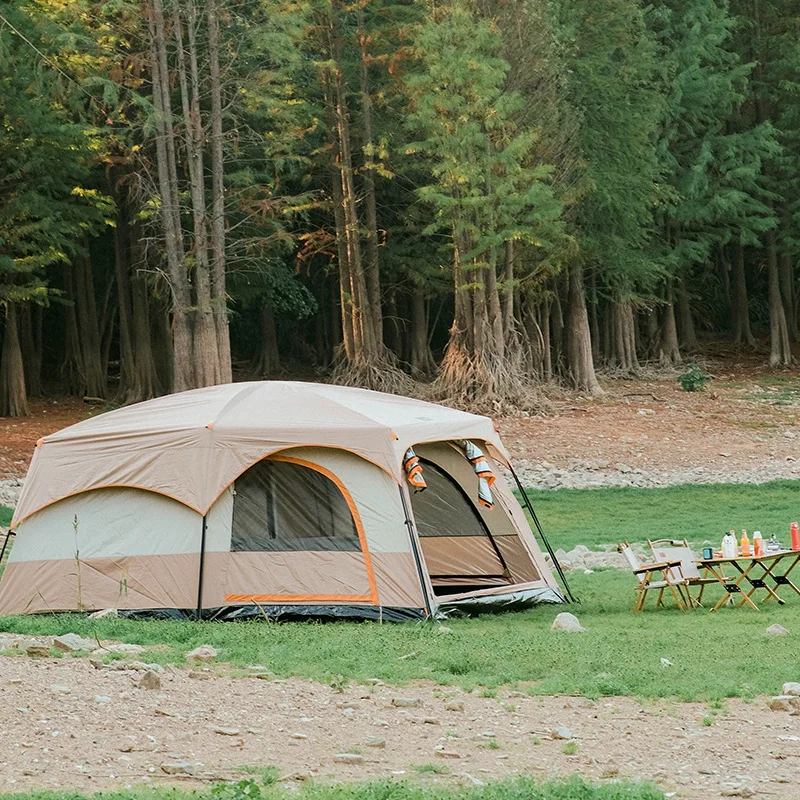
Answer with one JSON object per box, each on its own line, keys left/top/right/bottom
{"left": 1, "top": 0, "right": 798, "bottom": 417}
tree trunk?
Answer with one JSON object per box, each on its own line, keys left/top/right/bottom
{"left": 0, "top": 304, "right": 29, "bottom": 417}
{"left": 357, "top": 6, "right": 383, "bottom": 349}
{"left": 566, "top": 263, "right": 600, "bottom": 392}
{"left": 611, "top": 295, "right": 639, "bottom": 373}
{"left": 731, "top": 242, "right": 756, "bottom": 346}
{"left": 60, "top": 262, "right": 85, "bottom": 394}
{"left": 589, "top": 269, "right": 600, "bottom": 363}
{"left": 659, "top": 280, "right": 682, "bottom": 366}
{"left": 410, "top": 286, "right": 436, "bottom": 378}
{"left": 207, "top": 0, "right": 232, "bottom": 382}
{"left": 677, "top": 278, "right": 697, "bottom": 351}
{"left": 75, "top": 251, "right": 106, "bottom": 398}
{"left": 148, "top": 0, "right": 194, "bottom": 391}
{"left": 252, "top": 304, "right": 281, "bottom": 376}
{"left": 502, "top": 241, "right": 515, "bottom": 341}
{"left": 767, "top": 229, "right": 792, "bottom": 366}
{"left": 550, "top": 279, "right": 564, "bottom": 371}
{"left": 19, "top": 303, "right": 43, "bottom": 397}
{"left": 780, "top": 251, "right": 796, "bottom": 341}
{"left": 540, "top": 300, "right": 552, "bottom": 380}
{"left": 486, "top": 251, "right": 504, "bottom": 361}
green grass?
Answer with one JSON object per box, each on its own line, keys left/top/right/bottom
{"left": 0, "top": 777, "right": 666, "bottom": 800}
{"left": 1, "top": 482, "right": 800, "bottom": 701}
{"left": 0, "top": 504, "right": 11, "bottom": 528}
{"left": 520, "top": 479, "right": 800, "bottom": 551}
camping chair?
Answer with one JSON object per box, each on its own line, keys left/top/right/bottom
{"left": 648, "top": 538, "right": 723, "bottom": 608}
{"left": 617, "top": 541, "right": 689, "bottom": 612}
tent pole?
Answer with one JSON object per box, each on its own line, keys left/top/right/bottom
{"left": 508, "top": 465, "right": 576, "bottom": 603}
{"left": 0, "top": 530, "right": 15, "bottom": 567}
{"left": 196, "top": 515, "right": 207, "bottom": 620}
{"left": 398, "top": 485, "right": 433, "bottom": 619}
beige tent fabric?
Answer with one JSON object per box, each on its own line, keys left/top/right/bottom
{"left": 12, "top": 382, "right": 503, "bottom": 527}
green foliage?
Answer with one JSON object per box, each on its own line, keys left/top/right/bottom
{"left": 677, "top": 361, "right": 711, "bottom": 392}
{"left": 0, "top": 504, "right": 11, "bottom": 527}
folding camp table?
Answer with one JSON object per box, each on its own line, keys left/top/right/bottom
{"left": 695, "top": 550, "right": 800, "bottom": 611}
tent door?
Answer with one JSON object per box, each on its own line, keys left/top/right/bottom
{"left": 410, "top": 460, "right": 513, "bottom": 596}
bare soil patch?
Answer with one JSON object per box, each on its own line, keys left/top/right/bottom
{"left": 0, "top": 655, "right": 798, "bottom": 798}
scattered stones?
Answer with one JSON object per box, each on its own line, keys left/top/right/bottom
{"left": 53, "top": 633, "right": 95, "bottom": 653}
{"left": 391, "top": 696, "right": 422, "bottom": 708}
{"left": 208, "top": 725, "right": 241, "bottom": 736}
{"left": 50, "top": 684, "right": 71, "bottom": 695}
{"left": 136, "top": 670, "right": 162, "bottom": 690}
{"left": 550, "top": 612, "right": 586, "bottom": 633}
{"left": 444, "top": 699, "right": 465, "bottom": 712}
{"left": 768, "top": 696, "right": 800, "bottom": 712}
{"left": 766, "top": 624, "right": 789, "bottom": 637}
{"left": 185, "top": 644, "right": 219, "bottom": 663}
{"left": 334, "top": 753, "right": 364, "bottom": 764}
{"left": 782, "top": 682, "right": 800, "bottom": 696}
{"left": 26, "top": 644, "right": 50, "bottom": 658}
{"left": 92, "top": 643, "right": 145, "bottom": 657}
{"left": 550, "top": 726, "right": 574, "bottom": 740}
{"left": 364, "top": 737, "right": 386, "bottom": 748}
{"left": 160, "top": 761, "right": 201, "bottom": 776}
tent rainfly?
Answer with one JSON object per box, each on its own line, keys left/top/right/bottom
{"left": 0, "top": 382, "right": 566, "bottom": 620}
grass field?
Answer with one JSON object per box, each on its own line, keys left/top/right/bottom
{"left": 0, "top": 503, "right": 11, "bottom": 528}
{"left": 1, "top": 483, "right": 799, "bottom": 701}
{"left": 1, "top": 776, "right": 665, "bottom": 800}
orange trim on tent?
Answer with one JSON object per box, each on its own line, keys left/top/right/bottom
{"left": 225, "top": 593, "right": 373, "bottom": 604}
{"left": 268, "top": 454, "right": 381, "bottom": 607}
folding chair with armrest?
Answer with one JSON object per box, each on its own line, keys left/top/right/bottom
{"left": 617, "top": 541, "right": 689, "bottom": 612}
{"left": 648, "top": 538, "right": 725, "bottom": 608}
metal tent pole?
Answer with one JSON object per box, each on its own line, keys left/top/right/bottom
{"left": 196, "top": 515, "right": 208, "bottom": 620}
{"left": 508, "top": 465, "right": 576, "bottom": 603}
{"left": 398, "top": 485, "right": 433, "bottom": 619}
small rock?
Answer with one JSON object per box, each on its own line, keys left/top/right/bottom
{"left": 94, "top": 696, "right": 112, "bottom": 704}
{"left": 782, "top": 682, "right": 800, "bottom": 696}
{"left": 290, "top": 733, "right": 307, "bottom": 740}
{"left": 766, "top": 624, "right": 789, "bottom": 637}
{"left": 334, "top": 753, "right": 364, "bottom": 764}
{"left": 188, "top": 670, "right": 213, "bottom": 680}
{"left": 209, "top": 726, "right": 241, "bottom": 736}
{"left": 412, "top": 717, "right": 440, "bottom": 725}
{"left": 53, "top": 633, "right": 95, "bottom": 653}
{"left": 88, "top": 608, "right": 119, "bottom": 619}
{"left": 185, "top": 644, "right": 218, "bottom": 663}
{"left": 365, "top": 737, "right": 386, "bottom": 748}
{"left": 391, "top": 696, "right": 422, "bottom": 708}
{"left": 550, "top": 726, "right": 573, "bottom": 740}
{"left": 365, "top": 678, "right": 383, "bottom": 686}
{"left": 720, "top": 785, "right": 755, "bottom": 798}
{"left": 660, "top": 658, "right": 673, "bottom": 667}
{"left": 456, "top": 773, "right": 485, "bottom": 787}
{"left": 99, "top": 643, "right": 145, "bottom": 655}
{"left": 26, "top": 644, "right": 50, "bottom": 658}
{"left": 550, "top": 612, "right": 586, "bottom": 633}
{"left": 434, "top": 749, "right": 462, "bottom": 759}
{"left": 768, "top": 696, "right": 797, "bottom": 712}
{"left": 160, "top": 761, "right": 201, "bottom": 776}
{"left": 437, "top": 626, "right": 453, "bottom": 634}
{"left": 137, "top": 670, "right": 162, "bottom": 691}
{"left": 50, "top": 684, "right": 71, "bottom": 695}
{"left": 583, "top": 568, "right": 594, "bottom": 575}
{"left": 444, "top": 700, "right": 465, "bottom": 712}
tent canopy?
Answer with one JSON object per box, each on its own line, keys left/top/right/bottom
{"left": 12, "top": 382, "right": 505, "bottom": 527}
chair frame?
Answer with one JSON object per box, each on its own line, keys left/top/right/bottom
{"left": 647, "top": 538, "right": 723, "bottom": 608}
{"left": 617, "top": 541, "right": 689, "bottom": 612}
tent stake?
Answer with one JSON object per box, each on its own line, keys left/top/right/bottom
{"left": 508, "top": 465, "right": 576, "bottom": 603}
{"left": 196, "top": 515, "right": 207, "bottom": 621}
{"left": 398, "top": 485, "right": 433, "bottom": 619}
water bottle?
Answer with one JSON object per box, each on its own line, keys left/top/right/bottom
{"left": 791, "top": 522, "right": 800, "bottom": 552}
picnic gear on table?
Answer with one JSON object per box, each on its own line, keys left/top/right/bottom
{"left": 741, "top": 530, "right": 751, "bottom": 557}
{"left": 702, "top": 545, "right": 714, "bottom": 560}
{"left": 617, "top": 541, "right": 689, "bottom": 612}
{"left": 753, "top": 530, "right": 764, "bottom": 557}
{"left": 697, "top": 548, "right": 800, "bottom": 611}
{"left": 648, "top": 538, "right": 724, "bottom": 608}
{"left": 722, "top": 531, "right": 737, "bottom": 559}
{"left": 791, "top": 521, "right": 800, "bottom": 551}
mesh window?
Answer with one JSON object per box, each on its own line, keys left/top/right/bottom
{"left": 231, "top": 461, "right": 360, "bottom": 552}
{"left": 410, "top": 461, "right": 490, "bottom": 539}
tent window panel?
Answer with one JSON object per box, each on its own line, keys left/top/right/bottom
{"left": 231, "top": 461, "right": 360, "bottom": 552}
{"left": 410, "top": 462, "right": 489, "bottom": 539}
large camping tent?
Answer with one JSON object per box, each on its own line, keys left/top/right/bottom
{"left": 0, "top": 382, "right": 564, "bottom": 619}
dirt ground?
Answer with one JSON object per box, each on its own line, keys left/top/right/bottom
{"left": 0, "top": 652, "right": 798, "bottom": 799}
{"left": 2, "top": 353, "right": 800, "bottom": 798}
